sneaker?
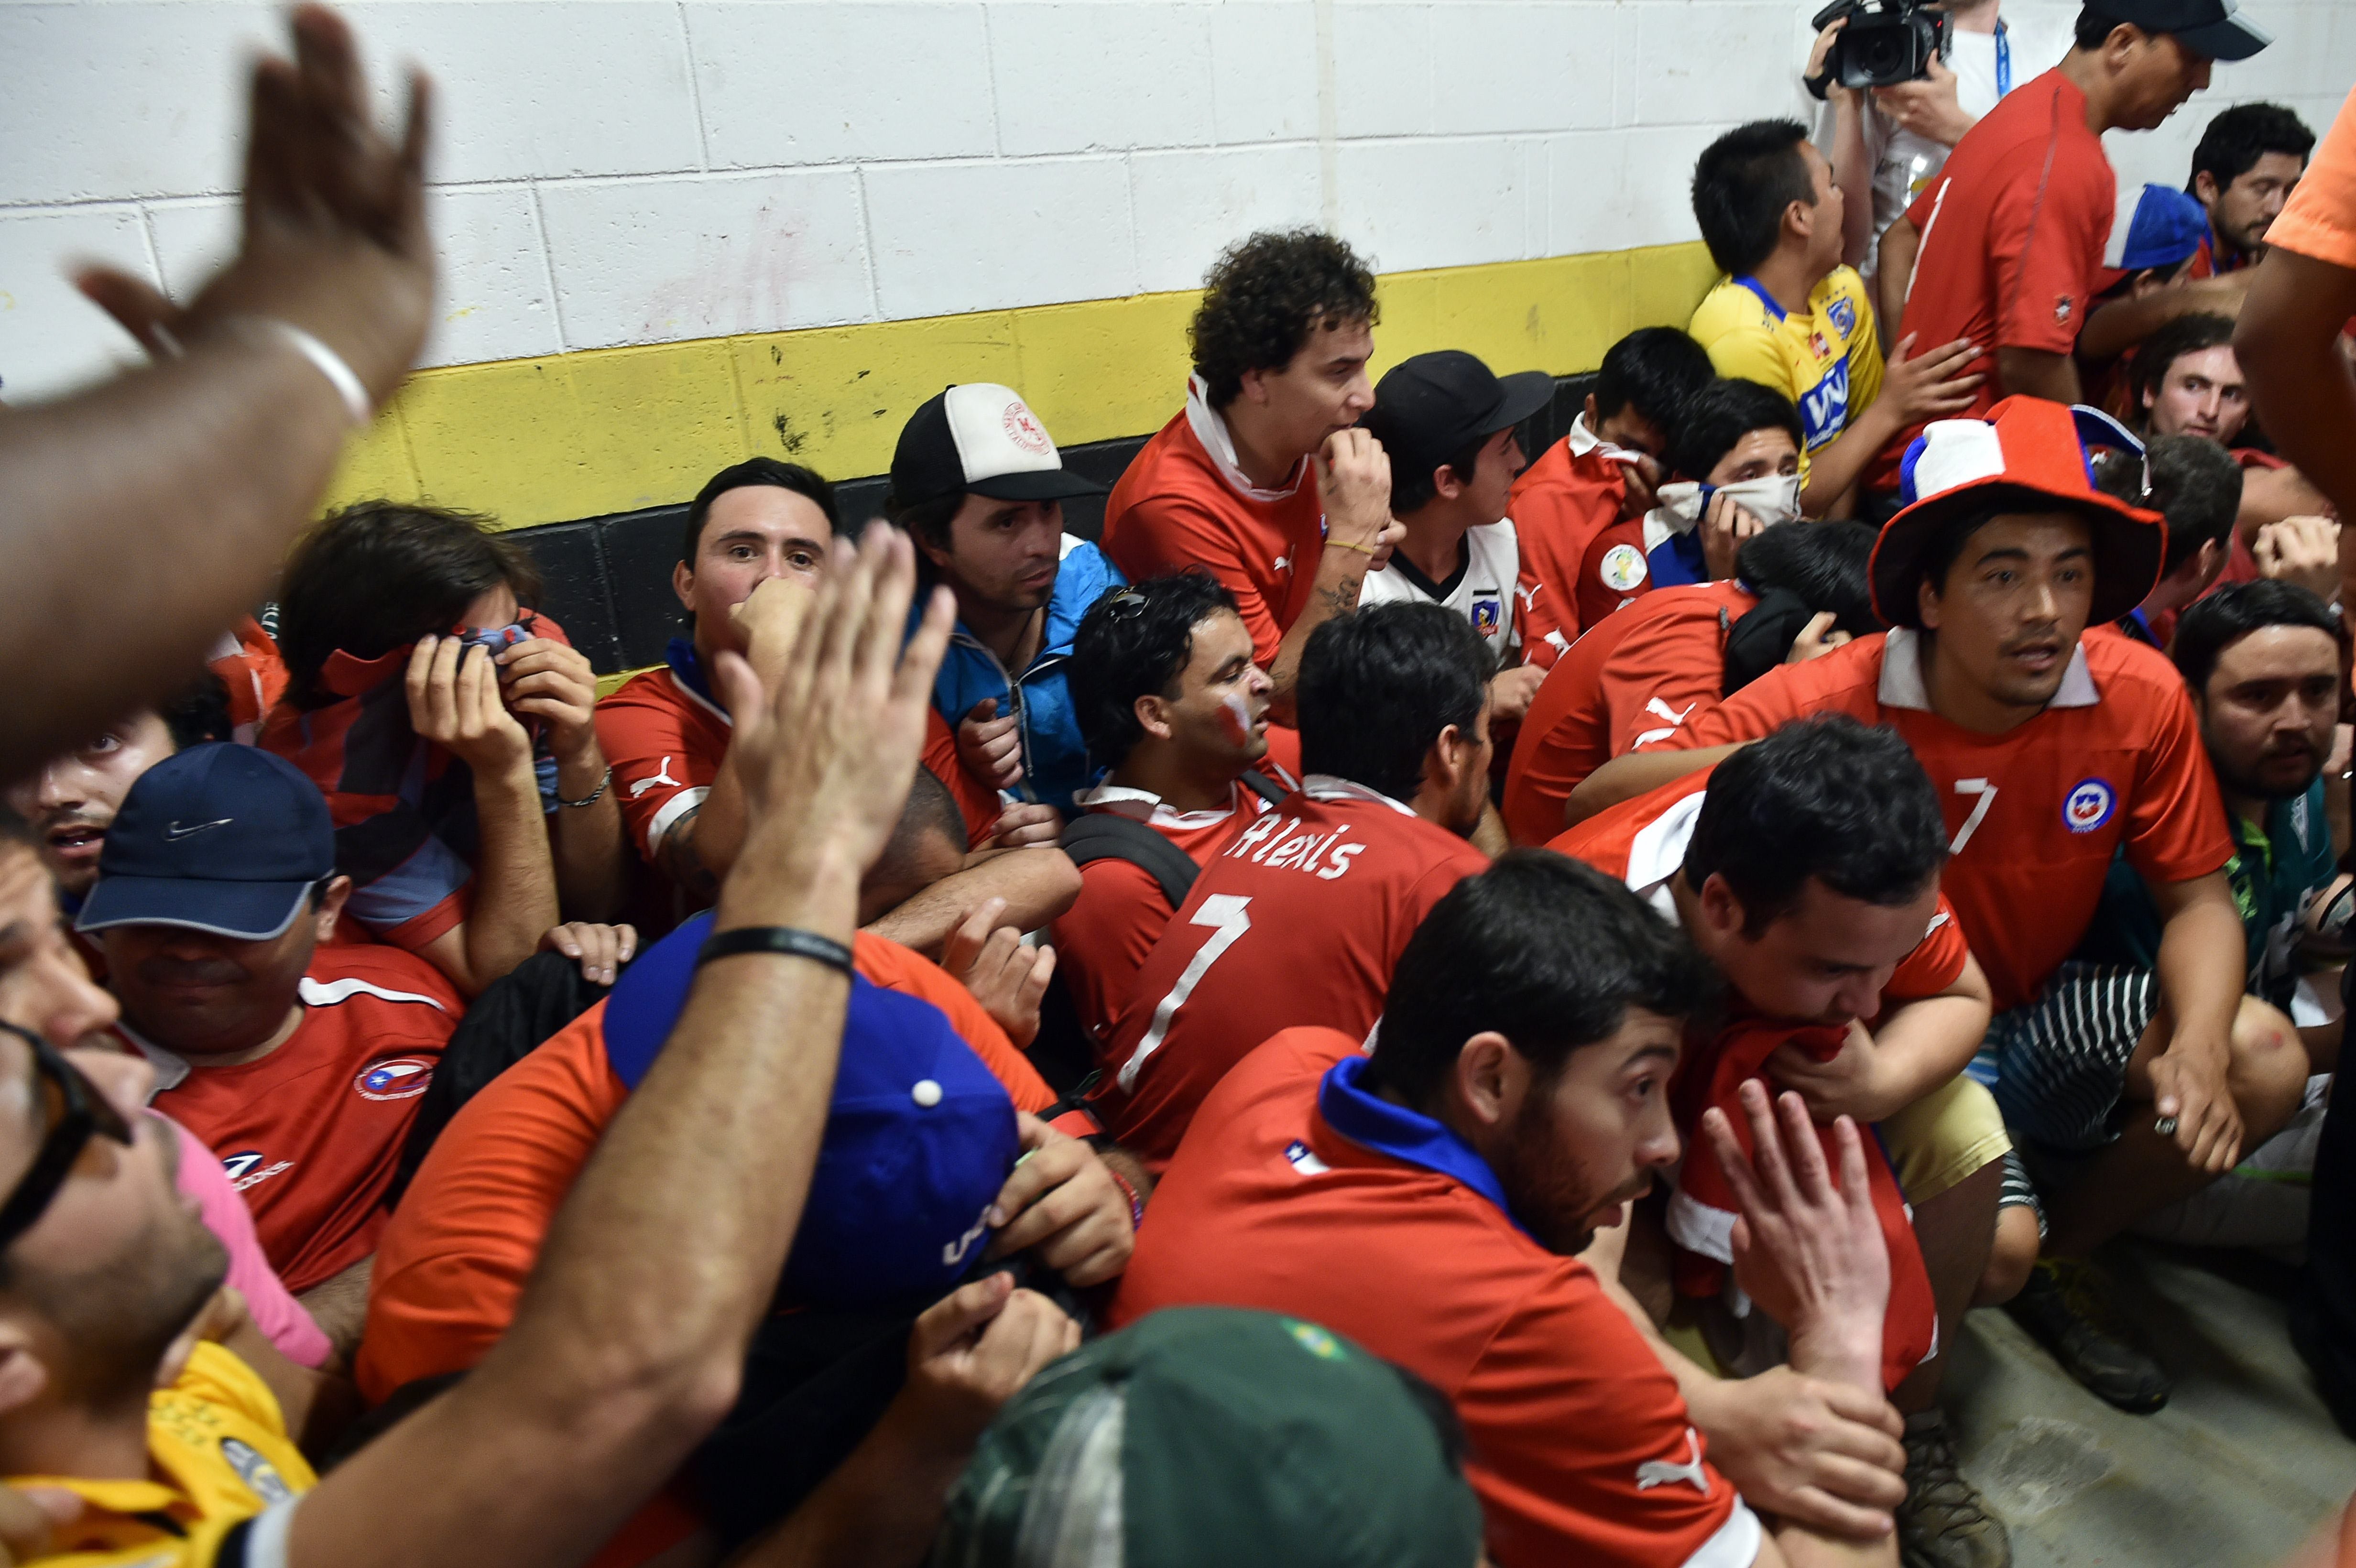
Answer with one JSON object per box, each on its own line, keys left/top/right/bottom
{"left": 2005, "top": 1257, "right": 2171, "bottom": 1412}
{"left": 1899, "top": 1409, "right": 2009, "bottom": 1568}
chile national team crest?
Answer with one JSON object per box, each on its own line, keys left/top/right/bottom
{"left": 355, "top": 1056, "right": 436, "bottom": 1101}
{"left": 2063, "top": 777, "right": 2117, "bottom": 834}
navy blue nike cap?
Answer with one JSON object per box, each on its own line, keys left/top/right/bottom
{"left": 77, "top": 743, "right": 337, "bottom": 940}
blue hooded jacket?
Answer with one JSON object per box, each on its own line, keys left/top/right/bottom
{"left": 918, "top": 536, "right": 1124, "bottom": 815}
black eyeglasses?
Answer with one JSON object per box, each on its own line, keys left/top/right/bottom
{"left": 0, "top": 1023, "right": 133, "bottom": 1252}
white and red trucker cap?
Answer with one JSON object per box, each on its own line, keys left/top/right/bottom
{"left": 889, "top": 383, "right": 1108, "bottom": 508}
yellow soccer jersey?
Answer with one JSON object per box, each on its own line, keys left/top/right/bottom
{"left": 1688, "top": 268, "right": 1886, "bottom": 479}
{"left": 14, "top": 1342, "right": 315, "bottom": 1567}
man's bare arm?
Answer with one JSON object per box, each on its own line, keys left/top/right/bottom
{"left": 1992, "top": 347, "right": 2081, "bottom": 406}
{"left": 864, "top": 849, "right": 1081, "bottom": 960}
{"left": 1267, "top": 429, "right": 1398, "bottom": 723}
{"left": 1565, "top": 743, "right": 1744, "bottom": 828}
{"left": 1875, "top": 217, "right": 1920, "bottom": 346}
{"left": 0, "top": 5, "right": 431, "bottom": 783}
{"left": 287, "top": 527, "right": 959, "bottom": 1568}
{"left": 2075, "top": 274, "right": 2249, "bottom": 364}
{"left": 292, "top": 1255, "right": 373, "bottom": 1367}
{"left": 2236, "top": 248, "right": 2356, "bottom": 605}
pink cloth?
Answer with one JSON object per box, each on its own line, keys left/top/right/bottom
{"left": 167, "top": 1115, "right": 332, "bottom": 1368}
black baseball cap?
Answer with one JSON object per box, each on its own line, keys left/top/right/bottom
{"left": 1363, "top": 350, "right": 1556, "bottom": 492}
{"left": 77, "top": 744, "right": 336, "bottom": 940}
{"left": 889, "top": 383, "right": 1107, "bottom": 509}
{"left": 2094, "top": 0, "right": 2269, "bottom": 60}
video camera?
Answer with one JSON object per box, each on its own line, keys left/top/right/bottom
{"left": 1809, "top": 0, "right": 1952, "bottom": 90}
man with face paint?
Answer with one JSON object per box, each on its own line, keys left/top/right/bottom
{"left": 1589, "top": 380, "right": 1811, "bottom": 618}
{"left": 1056, "top": 574, "right": 1298, "bottom": 1044}
{"left": 79, "top": 745, "right": 462, "bottom": 1356}
{"left": 1510, "top": 328, "right": 1717, "bottom": 657}
{"left": 1090, "top": 603, "right": 1494, "bottom": 1170}
{"left": 888, "top": 384, "right": 1125, "bottom": 818}
{"left": 1555, "top": 719, "right": 2017, "bottom": 1568}
{"left": 1583, "top": 397, "right": 2291, "bottom": 1413}
{"left": 1113, "top": 852, "right": 1909, "bottom": 1568}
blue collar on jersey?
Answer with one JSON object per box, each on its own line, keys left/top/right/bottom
{"left": 1317, "top": 1054, "right": 1539, "bottom": 1243}
{"left": 665, "top": 636, "right": 715, "bottom": 705}
{"left": 1734, "top": 274, "right": 1788, "bottom": 323}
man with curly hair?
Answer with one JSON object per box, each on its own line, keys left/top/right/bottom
{"left": 1103, "top": 229, "right": 1403, "bottom": 724}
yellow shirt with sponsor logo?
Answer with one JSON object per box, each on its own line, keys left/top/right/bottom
{"left": 12, "top": 1342, "right": 314, "bottom": 1567}
{"left": 1688, "top": 268, "right": 1886, "bottom": 483}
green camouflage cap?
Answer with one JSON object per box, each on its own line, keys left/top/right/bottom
{"left": 930, "top": 1307, "right": 1484, "bottom": 1568}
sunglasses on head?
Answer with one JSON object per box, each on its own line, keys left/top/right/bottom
{"left": 0, "top": 1023, "right": 133, "bottom": 1253}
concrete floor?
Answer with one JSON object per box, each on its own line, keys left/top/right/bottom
{"left": 1945, "top": 1242, "right": 2356, "bottom": 1567}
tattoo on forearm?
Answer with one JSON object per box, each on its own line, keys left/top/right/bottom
{"left": 1316, "top": 576, "right": 1362, "bottom": 617}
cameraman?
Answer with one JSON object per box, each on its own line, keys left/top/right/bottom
{"left": 1800, "top": 0, "right": 2073, "bottom": 298}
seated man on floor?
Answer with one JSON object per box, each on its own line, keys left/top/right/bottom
{"left": 1501, "top": 521, "right": 1875, "bottom": 845}
{"left": 2132, "top": 312, "right": 2340, "bottom": 560}
{"left": 1511, "top": 327, "right": 1716, "bottom": 653}
{"left": 885, "top": 383, "right": 1124, "bottom": 816}
{"left": 1111, "top": 851, "right": 1906, "bottom": 1568}
{"left": 1090, "top": 602, "right": 1494, "bottom": 1168}
{"left": 599, "top": 458, "right": 1042, "bottom": 919}
{"left": 1588, "top": 379, "right": 1809, "bottom": 617}
{"left": 2001, "top": 579, "right": 2338, "bottom": 1404}
{"left": 4, "top": 675, "right": 231, "bottom": 923}
{"left": 2103, "top": 432, "right": 2246, "bottom": 647}
{"left": 1102, "top": 229, "right": 1400, "bottom": 722}
{"left": 1555, "top": 717, "right": 2017, "bottom": 1568}
{"left": 266, "top": 501, "right": 613, "bottom": 994}
{"left": 1358, "top": 349, "right": 1557, "bottom": 727}
{"left": 600, "top": 457, "right": 1074, "bottom": 949}
{"left": 1583, "top": 396, "right": 2307, "bottom": 1415}
{"left": 76, "top": 745, "right": 462, "bottom": 1359}
{"left": 1055, "top": 574, "right": 1298, "bottom": 1046}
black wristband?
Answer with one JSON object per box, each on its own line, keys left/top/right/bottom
{"left": 697, "top": 925, "right": 855, "bottom": 974}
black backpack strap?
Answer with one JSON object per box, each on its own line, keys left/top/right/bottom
{"left": 1061, "top": 812, "right": 1200, "bottom": 909}
{"left": 1239, "top": 768, "right": 1288, "bottom": 806}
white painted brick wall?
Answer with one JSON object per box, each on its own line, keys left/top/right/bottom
{"left": 1, "top": 0, "right": 2350, "bottom": 400}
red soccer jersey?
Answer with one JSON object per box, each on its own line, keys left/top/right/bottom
{"left": 1509, "top": 426, "right": 1637, "bottom": 664}
{"left": 1050, "top": 734, "right": 1302, "bottom": 1044}
{"left": 131, "top": 945, "right": 463, "bottom": 1295}
{"left": 1550, "top": 769, "right": 1972, "bottom": 1005}
{"left": 1502, "top": 581, "right": 1757, "bottom": 846}
{"left": 1102, "top": 390, "right": 1330, "bottom": 668}
{"left": 1108, "top": 1028, "right": 1756, "bottom": 1568}
{"left": 1577, "top": 518, "right": 1657, "bottom": 630}
{"left": 1878, "top": 69, "right": 2116, "bottom": 489}
{"left": 1633, "top": 628, "right": 2231, "bottom": 1011}
{"left": 1091, "top": 777, "right": 1487, "bottom": 1167}
{"left": 599, "top": 663, "right": 1002, "bottom": 889}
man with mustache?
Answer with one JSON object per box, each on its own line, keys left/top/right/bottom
{"left": 1577, "top": 396, "right": 2305, "bottom": 1411}
{"left": 79, "top": 744, "right": 461, "bottom": 1355}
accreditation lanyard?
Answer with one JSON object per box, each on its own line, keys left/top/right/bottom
{"left": 1994, "top": 19, "right": 2012, "bottom": 98}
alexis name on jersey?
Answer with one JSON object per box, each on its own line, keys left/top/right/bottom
{"left": 1223, "top": 808, "right": 1369, "bottom": 880}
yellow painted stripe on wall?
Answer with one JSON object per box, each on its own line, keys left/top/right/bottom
{"left": 322, "top": 240, "right": 1721, "bottom": 532}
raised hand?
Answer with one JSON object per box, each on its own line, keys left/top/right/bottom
{"left": 76, "top": 4, "right": 433, "bottom": 406}
{"left": 1702, "top": 1079, "right": 1889, "bottom": 1391}
{"left": 958, "top": 699, "right": 1025, "bottom": 792}
{"left": 944, "top": 897, "right": 1056, "bottom": 1047}
{"left": 708, "top": 525, "right": 957, "bottom": 904}
{"left": 408, "top": 637, "right": 532, "bottom": 775}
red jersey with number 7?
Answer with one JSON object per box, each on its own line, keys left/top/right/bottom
{"left": 1634, "top": 628, "right": 2231, "bottom": 1011}
{"left": 1090, "top": 776, "right": 1489, "bottom": 1168}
